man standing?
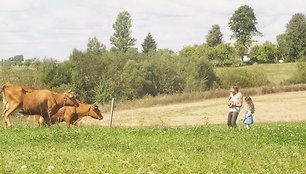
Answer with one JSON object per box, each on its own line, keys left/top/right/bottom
{"left": 227, "top": 85, "right": 243, "bottom": 128}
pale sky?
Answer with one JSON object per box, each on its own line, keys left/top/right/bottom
{"left": 0, "top": 0, "right": 305, "bottom": 60}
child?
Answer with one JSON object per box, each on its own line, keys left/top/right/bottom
{"left": 243, "top": 96, "right": 255, "bottom": 129}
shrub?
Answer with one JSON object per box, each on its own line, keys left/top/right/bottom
{"left": 283, "top": 62, "right": 306, "bottom": 85}
{"left": 249, "top": 41, "right": 279, "bottom": 63}
{"left": 217, "top": 67, "right": 270, "bottom": 88}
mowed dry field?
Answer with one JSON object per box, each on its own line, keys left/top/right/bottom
{"left": 80, "top": 90, "right": 306, "bottom": 127}
{"left": 0, "top": 90, "right": 305, "bottom": 127}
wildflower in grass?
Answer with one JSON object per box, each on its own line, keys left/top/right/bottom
{"left": 48, "top": 166, "right": 55, "bottom": 171}
{"left": 21, "top": 165, "right": 27, "bottom": 170}
{"left": 151, "top": 163, "right": 157, "bottom": 169}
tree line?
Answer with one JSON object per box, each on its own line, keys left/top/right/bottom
{"left": 1, "top": 6, "right": 305, "bottom": 103}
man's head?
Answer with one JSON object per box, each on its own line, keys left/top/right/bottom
{"left": 230, "top": 85, "right": 239, "bottom": 94}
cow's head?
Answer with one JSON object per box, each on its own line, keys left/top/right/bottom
{"left": 88, "top": 102, "right": 103, "bottom": 120}
{"left": 64, "top": 90, "right": 79, "bottom": 107}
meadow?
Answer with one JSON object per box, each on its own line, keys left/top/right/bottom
{"left": 216, "top": 63, "right": 297, "bottom": 85}
{"left": 0, "top": 122, "right": 305, "bottom": 173}
{"left": 0, "top": 63, "right": 305, "bottom": 173}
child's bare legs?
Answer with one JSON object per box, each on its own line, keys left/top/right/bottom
{"left": 245, "top": 124, "right": 250, "bottom": 129}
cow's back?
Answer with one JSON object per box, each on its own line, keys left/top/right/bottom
{"left": 2, "top": 84, "right": 25, "bottom": 104}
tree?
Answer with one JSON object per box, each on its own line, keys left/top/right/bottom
{"left": 229, "top": 5, "right": 261, "bottom": 46}
{"left": 229, "top": 5, "right": 262, "bottom": 62}
{"left": 206, "top": 24, "right": 223, "bottom": 47}
{"left": 87, "top": 37, "right": 106, "bottom": 55}
{"left": 110, "top": 11, "right": 136, "bottom": 52}
{"left": 276, "top": 34, "right": 290, "bottom": 61}
{"left": 36, "top": 59, "right": 72, "bottom": 89}
{"left": 69, "top": 48, "right": 103, "bottom": 102}
{"left": 142, "top": 32, "right": 157, "bottom": 53}
{"left": 122, "top": 60, "right": 147, "bottom": 99}
{"left": 249, "top": 41, "right": 278, "bottom": 63}
{"left": 214, "top": 43, "right": 238, "bottom": 66}
{"left": 194, "top": 58, "right": 217, "bottom": 89}
{"left": 278, "top": 13, "right": 306, "bottom": 61}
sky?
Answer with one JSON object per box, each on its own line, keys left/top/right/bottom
{"left": 0, "top": 0, "right": 305, "bottom": 60}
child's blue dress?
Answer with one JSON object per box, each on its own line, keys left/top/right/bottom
{"left": 243, "top": 107, "right": 254, "bottom": 125}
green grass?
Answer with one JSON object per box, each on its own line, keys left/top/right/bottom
{"left": 216, "top": 63, "right": 297, "bottom": 85}
{"left": 0, "top": 122, "right": 305, "bottom": 173}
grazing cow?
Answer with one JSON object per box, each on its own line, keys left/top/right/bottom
{"left": 33, "top": 102, "right": 103, "bottom": 128}
{"left": 1, "top": 84, "right": 79, "bottom": 128}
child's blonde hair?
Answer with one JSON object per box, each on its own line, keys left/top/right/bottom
{"left": 245, "top": 96, "right": 255, "bottom": 113}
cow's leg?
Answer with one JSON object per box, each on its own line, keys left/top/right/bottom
{"left": 24, "top": 116, "right": 31, "bottom": 128}
{"left": 43, "top": 112, "right": 52, "bottom": 127}
{"left": 65, "top": 118, "right": 71, "bottom": 128}
{"left": 39, "top": 112, "right": 51, "bottom": 127}
{"left": 2, "top": 104, "right": 19, "bottom": 128}
{"left": 1, "top": 101, "right": 9, "bottom": 128}
{"left": 44, "top": 116, "right": 51, "bottom": 127}
{"left": 73, "top": 118, "right": 82, "bottom": 127}
{"left": 33, "top": 115, "right": 43, "bottom": 127}
{"left": 38, "top": 116, "right": 45, "bottom": 127}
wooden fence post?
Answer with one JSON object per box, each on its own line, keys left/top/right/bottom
{"left": 108, "top": 98, "right": 115, "bottom": 128}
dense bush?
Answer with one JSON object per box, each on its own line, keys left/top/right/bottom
{"left": 283, "top": 62, "right": 306, "bottom": 85}
{"left": 180, "top": 43, "right": 239, "bottom": 67}
{"left": 217, "top": 67, "right": 270, "bottom": 88}
{"left": 249, "top": 41, "right": 279, "bottom": 63}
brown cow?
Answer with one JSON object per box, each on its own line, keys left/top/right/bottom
{"left": 1, "top": 84, "right": 79, "bottom": 128}
{"left": 33, "top": 102, "right": 103, "bottom": 128}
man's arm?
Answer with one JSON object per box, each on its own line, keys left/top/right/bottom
{"left": 227, "top": 95, "right": 233, "bottom": 107}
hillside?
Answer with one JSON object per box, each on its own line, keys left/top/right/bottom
{"left": 216, "top": 63, "right": 297, "bottom": 85}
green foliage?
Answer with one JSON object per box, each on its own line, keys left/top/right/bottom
{"left": 37, "top": 58, "right": 71, "bottom": 89}
{"left": 284, "top": 61, "right": 306, "bottom": 84}
{"left": 234, "top": 42, "right": 247, "bottom": 63}
{"left": 110, "top": 11, "right": 136, "bottom": 52}
{"left": 249, "top": 41, "right": 279, "bottom": 63}
{"left": 0, "top": 123, "right": 305, "bottom": 173}
{"left": 195, "top": 58, "right": 217, "bottom": 88}
{"left": 122, "top": 60, "right": 147, "bottom": 99}
{"left": 217, "top": 67, "right": 270, "bottom": 88}
{"left": 276, "top": 34, "right": 290, "bottom": 62}
{"left": 87, "top": 37, "right": 106, "bottom": 55}
{"left": 214, "top": 44, "right": 239, "bottom": 66}
{"left": 69, "top": 47, "right": 103, "bottom": 102}
{"left": 206, "top": 24, "right": 223, "bottom": 47}
{"left": 179, "top": 56, "right": 217, "bottom": 92}
{"left": 180, "top": 43, "right": 238, "bottom": 67}
{"left": 142, "top": 32, "right": 157, "bottom": 53}
{"left": 95, "top": 79, "right": 116, "bottom": 104}
{"left": 229, "top": 5, "right": 261, "bottom": 46}
{"left": 278, "top": 13, "right": 306, "bottom": 62}
{"left": 146, "top": 50, "right": 184, "bottom": 94}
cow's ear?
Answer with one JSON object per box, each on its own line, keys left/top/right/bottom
{"left": 68, "top": 89, "right": 72, "bottom": 93}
